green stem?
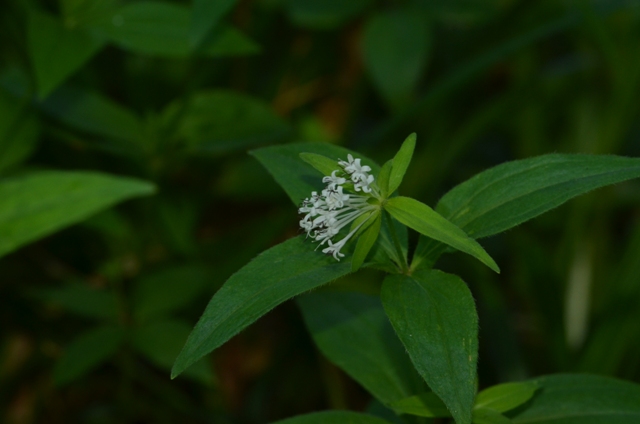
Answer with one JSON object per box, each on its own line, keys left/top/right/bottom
{"left": 384, "top": 210, "right": 409, "bottom": 274}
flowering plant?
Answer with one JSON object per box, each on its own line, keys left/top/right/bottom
{"left": 172, "top": 135, "right": 640, "bottom": 424}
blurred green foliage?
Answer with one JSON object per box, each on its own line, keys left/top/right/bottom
{"left": 1, "top": 0, "right": 640, "bottom": 422}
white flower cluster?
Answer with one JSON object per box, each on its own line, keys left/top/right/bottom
{"left": 299, "top": 155, "right": 378, "bottom": 260}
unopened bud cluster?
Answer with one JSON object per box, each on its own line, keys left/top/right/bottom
{"left": 299, "top": 155, "right": 379, "bottom": 260}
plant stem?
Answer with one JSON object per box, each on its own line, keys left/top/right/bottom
{"left": 384, "top": 210, "right": 409, "bottom": 274}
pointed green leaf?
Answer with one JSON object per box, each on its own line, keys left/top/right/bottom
{"left": 473, "top": 408, "right": 512, "bottom": 424}
{"left": 190, "top": 0, "right": 236, "bottom": 47}
{"left": 385, "top": 196, "right": 499, "bottom": 273}
{"left": 377, "top": 159, "right": 393, "bottom": 197}
{"left": 381, "top": 270, "right": 479, "bottom": 424}
{"left": 512, "top": 374, "right": 640, "bottom": 424}
{"left": 475, "top": 382, "right": 540, "bottom": 413}
{"left": 53, "top": 326, "right": 125, "bottom": 386}
{"left": 388, "top": 392, "right": 451, "bottom": 418}
{"left": 171, "top": 236, "right": 350, "bottom": 379}
{"left": 297, "top": 292, "right": 425, "bottom": 405}
{"left": 438, "top": 154, "right": 640, "bottom": 239}
{"left": 352, "top": 212, "right": 382, "bottom": 272}
{"left": 0, "top": 171, "right": 155, "bottom": 258}
{"left": 388, "top": 133, "right": 416, "bottom": 195}
{"left": 300, "top": 152, "right": 341, "bottom": 177}
{"left": 272, "top": 411, "right": 392, "bottom": 424}
{"left": 27, "top": 10, "right": 106, "bottom": 98}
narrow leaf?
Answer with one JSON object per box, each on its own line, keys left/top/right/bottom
{"left": 0, "top": 171, "right": 155, "bottom": 258}
{"left": 32, "top": 284, "right": 119, "bottom": 321}
{"left": 512, "top": 374, "right": 640, "bottom": 424}
{"left": 388, "top": 133, "right": 416, "bottom": 195}
{"left": 437, "top": 154, "right": 640, "bottom": 239}
{"left": 352, "top": 212, "right": 382, "bottom": 272}
{"left": 297, "top": 292, "right": 425, "bottom": 405}
{"left": 389, "top": 392, "right": 451, "bottom": 418}
{"left": 28, "top": 10, "right": 106, "bottom": 98}
{"left": 300, "top": 152, "right": 341, "bottom": 177}
{"left": 53, "top": 326, "right": 125, "bottom": 386}
{"left": 385, "top": 196, "right": 499, "bottom": 273}
{"left": 475, "top": 382, "right": 540, "bottom": 413}
{"left": 381, "top": 270, "right": 479, "bottom": 424}
{"left": 0, "top": 93, "right": 39, "bottom": 173}
{"left": 377, "top": 159, "right": 393, "bottom": 197}
{"left": 272, "top": 411, "right": 392, "bottom": 424}
{"left": 171, "top": 236, "right": 350, "bottom": 378}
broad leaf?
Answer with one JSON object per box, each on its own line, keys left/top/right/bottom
{"left": 388, "top": 392, "right": 451, "bottom": 417}
{"left": 362, "top": 9, "right": 430, "bottom": 109}
{"left": 132, "top": 319, "right": 214, "bottom": 384}
{"left": 473, "top": 408, "right": 512, "bottom": 424}
{"left": 385, "top": 196, "right": 499, "bottom": 272}
{"left": 387, "top": 133, "right": 416, "bottom": 195}
{"left": 32, "top": 283, "right": 119, "bottom": 321}
{"left": 87, "top": 1, "right": 257, "bottom": 57}
{"left": 171, "top": 236, "right": 351, "bottom": 378}
{"left": 297, "top": 292, "right": 425, "bottom": 405}
{"left": 511, "top": 374, "right": 640, "bottom": 424}
{"left": 27, "top": 10, "right": 106, "bottom": 98}
{"left": 132, "top": 265, "right": 214, "bottom": 323}
{"left": 382, "top": 270, "right": 479, "bottom": 424}
{"left": 166, "top": 90, "right": 290, "bottom": 155}
{"left": 438, "top": 154, "right": 640, "bottom": 239}
{"left": 352, "top": 212, "right": 381, "bottom": 272}
{"left": 475, "top": 382, "right": 539, "bottom": 413}
{"left": 53, "top": 325, "right": 125, "bottom": 386}
{"left": 190, "top": 0, "right": 236, "bottom": 47}
{"left": 0, "top": 171, "right": 155, "bottom": 258}
{"left": 272, "top": 411, "right": 392, "bottom": 424}
{"left": 300, "top": 152, "right": 340, "bottom": 177}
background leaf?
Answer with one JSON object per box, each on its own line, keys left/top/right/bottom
{"left": 32, "top": 283, "right": 119, "bottom": 321}
{"left": 53, "top": 326, "right": 126, "bottom": 386}
{"left": 388, "top": 392, "right": 451, "bottom": 417}
{"left": 511, "top": 374, "right": 640, "bottom": 424}
{"left": 286, "top": 0, "right": 374, "bottom": 29}
{"left": 382, "top": 270, "right": 479, "bottom": 424}
{"left": 190, "top": 0, "right": 236, "bottom": 47}
{"left": 475, "top": 382, "right": 539, "bottom": 413}
{"left": 0, "top": 92, "right": 39, "bottom": 173}
{"left": 297, "top": 292, "right": 425, "bottom": 405}
{"left": 171, "top": 236, "right": 351, "bottom": 378}
{"left": 0, "top": 171, "right": 155, "bottom": 258}
{"left": 272, "top": 410, "right": 392, "bottom": 424}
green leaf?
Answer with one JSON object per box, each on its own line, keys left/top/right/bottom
{"left": 251, "top": 143, "right": 379, "bottom": 204}
{"left": 166, "top": 90, "right": 290, "bottom": 155}
{"left": 297, "top": 292, "right": 425, "bottom": 405}
{"left": 388, "top": 133, "right": 416, "bottom": 195}
{"left": 87, "top": 2, "right": 257, "bottom": 57}
{"left": 299, "top": 152, "right": 341, "bottom": 177}
{"left": 473, "top": 408, "right": 512, "bottom": 424}
{"left": 190, "top": 0, "right": 236, "bottom": 47}
{"left": 475, "top": 382, "right": 540, "bottom": 413}
{"left": 377, "top": 160, "right": 393, "bottom": 198}
{"left": 132, "top": 265, "right": 214, "bottom": 323}
{"left": 511, "top": 374, "right": 640, "bottom": 424}
{"left": 0, "top": 93, "right": 39, "bottom": 173}
{"left": 171, "top": 236, "right": 351, "bottom": 379}
{"left": 381, "top": 270, "right": 479, "bottom": 424}
{"left": 362, "top": 9, "right": 430, "bottom": 109}
{"left": 272, "top": 411, "right": 392, "bottom": 424}
{"left": 53, "top": 325, "right": 125, "bottom": 386}
{"left": 40, "top": 86, "right": 144, "bottom": 144}
{"left": 385, "top": 196, "right": 499, "bottom": 273}
{"left": 437, "top": 154, "right": 640, "bottom": 239}
{"left": 351, "top": 212, "right": 382, "bottom": 272}
{"left": 32, "top": 283, "right": 119, "bottom": 321}
{"left": 388, "top": 392, "right": 451, "bottom": 417}
{"left": 0, "top": 171, "right": 155, "bottom": 258}
{"left": 27, "top": 10, "right": 106, "bottom": 98}
{"left": 132, "top": 319, "right": 214, "bottom": 384}
{"left": 286, "top": 0, "right": 374, "bottom": 29}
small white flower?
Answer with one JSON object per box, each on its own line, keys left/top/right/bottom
{"left": 299, "top": 154, "right": 379, "bottom": 261}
